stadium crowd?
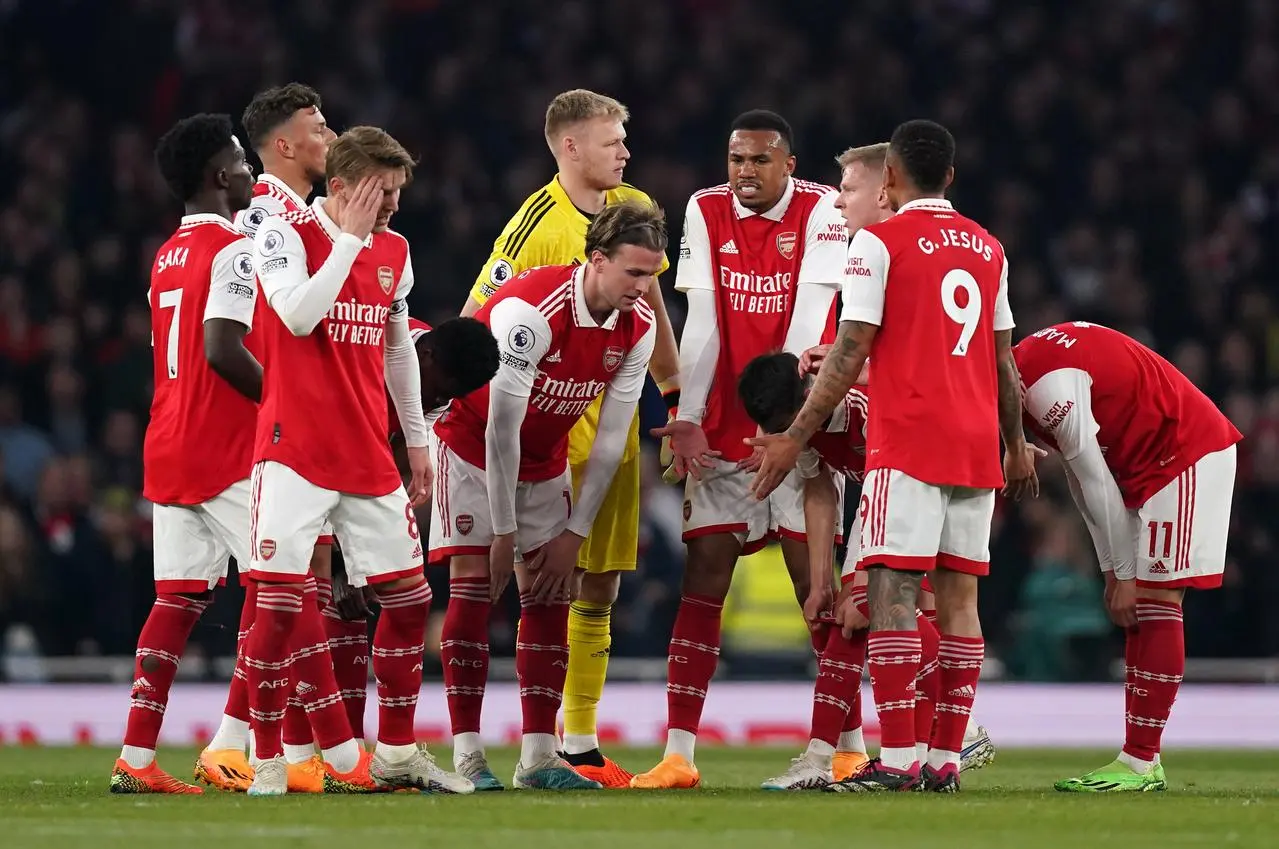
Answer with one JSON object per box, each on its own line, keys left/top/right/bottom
{"left": 1, "top": 0, "right": 1277, "bottom": 674}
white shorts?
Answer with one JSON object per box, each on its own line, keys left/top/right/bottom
{"left": 857, "top": 467, "right": 994, "bottom": 576}
{"left": 249, "top": 461, "right": 423, "bottom": 587}
{"left": 427, "top": 435, "right": 572, "bottom": 563}
{"left": 153, "top": 479, "right": 252, "bottom": 593}
{"left": 682, "top": 461, "right": 841, "bottom": 553}
{"left": 1134, "top": 445, "right": 1235, "bottom": 589}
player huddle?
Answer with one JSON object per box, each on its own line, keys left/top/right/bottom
{"left": 113, "top": 82, "right": 1242, "bottom": 797}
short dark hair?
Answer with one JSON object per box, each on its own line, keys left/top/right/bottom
{"left": 584, "top": 199, "right": 668, "bottom": 259}
{"left": 241, "top": 83, "right": 322, "bottom": 151}
{"left": 738, "top": 352, "right": 804, "bottom": 434}
{"left": 730, "top": 109, "right": 794, "bottom": 153}
{"left": 154, "top": 113, "right": 235, "bottom": 202}
{"left": 889, "top": 119, "right": 955, "bottom": 194}
{"left": 419, "top": 317, "right": 498, "bottom": 398}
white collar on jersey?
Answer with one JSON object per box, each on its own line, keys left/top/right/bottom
{"left": 179, "top": 213, "right": 234, "bottom": 226}
{"left": 896, "top": 197, "right": 955, "bottom": 215}
{"left": 259, "top": 173, "right": 310, "bottom": 210}
{"left": 570, "top": 265, "right": 620, "bottom": 330}
{"left": 312, "top": 197, "right": 374, "bottom": 248}
{"left": 732, "top": 175, "right": 796, "bottom": 222}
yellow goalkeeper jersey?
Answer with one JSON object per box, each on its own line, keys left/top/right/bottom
{"left": 472, "top": 175, "right": 668, "bottom": 465}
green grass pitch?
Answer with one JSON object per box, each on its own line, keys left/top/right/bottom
{"left": 2, "top": 746, "right": 1275, "bottom": 849}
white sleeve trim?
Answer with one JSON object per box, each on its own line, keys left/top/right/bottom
{"left": 203, "top": 237, "right": 257, "bottom": 329}
{"left": 839, "top": 228, "right": 888, "bottom": 326}
{"left": 255, "top": 218, "right": 361, "bottom": 336}
{"left": 783, "top": 282, "right": 836, "bottom": 355}
{"left": 675, "top": 288, "right": 719, "bottom": 425}
{"left": 993, "top": 248, "right": 1015, "bottom": 332}
{"left": 674, "top": 196, "right": 714, "bottom": 293}
{"left": 797, "top": 190, "right": 847, "bottom": 288}
{"left": 1023, "top": 369, "right": 1095, "bottom": 461}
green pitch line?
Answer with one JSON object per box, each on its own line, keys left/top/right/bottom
{"left": 2, "top": 747, "right": 1276, "bottom": 849}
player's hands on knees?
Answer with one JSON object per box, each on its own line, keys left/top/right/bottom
{"left": 526, "top": 530, "right": 584, "bottom": 604}
{"left": 799, "top": 344, "right": 832, "bottom": 376}
{"left": 744, "top": 432, "right": 803, "bottom": 500}
{"left": 1104, "top": 572, "right": 1138, "bottom": 629}
{"left": 405, "top": 446, "right": 432, "bottom": 507}
{"left": 649, "top": 420, "right": 719, "bottom": 483}
{"left": 1001, "top": 441, "right": 1046, "bottom": 501}
{"left": 489, "top": 533, "right": 517, "bottom": 602}
{"left": 737, "top": 425, "right": 766, "bottom": 472}
{"left": 334, "top": 175, "right": 384, "bottom": 242}
{"left": 834, "top": 582, "right": 869, "bottom": 637}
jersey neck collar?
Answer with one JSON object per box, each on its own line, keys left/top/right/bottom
{"left": 260, "top": 172, "right": 310, "bottom": 210}
{"left": 896, "top": 197, "right": 954, "bottom": 215}
{"left": 571, "top": 264, "right": 619, "bottom": 330}
{"left": 179, "top": 213, "right": 233, "bottom": 227}
{"left": 732, "top": 176, "right": 795, "bottom": 222}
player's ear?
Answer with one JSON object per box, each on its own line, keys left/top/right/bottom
{"left": 785, "top": 154, "right": 796, "bottom": 176}
{"left": 943, "top": 165, "right": 955, "bottom": 192}
{"left": 328, "top": 176, "right": 345, "bottom": 197}
{"left": 212, "top": 165, "right": 230, "bottom": 191}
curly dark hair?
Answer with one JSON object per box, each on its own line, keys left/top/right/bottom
{"left": 418, "top": 317, "right": 499, "bottom": 399}
{"left": 154, "top": 113, "right": 235, "bottom": 202}
{"left": 241, "top": 82, "right": 322, "bottom": 151}
{"left": 889, "top": 119, "right": 956, "bottom": 194}
{"left": 737, "top": 351, "right": 805, "bottom": 434}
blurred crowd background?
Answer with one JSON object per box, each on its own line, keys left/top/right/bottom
{"left": 2, "top": 0, "right": 1277, "bottom": 681}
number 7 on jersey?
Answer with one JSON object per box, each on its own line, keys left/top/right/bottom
{"left": 158, "top": 288, "right": 182, "bottom": 379}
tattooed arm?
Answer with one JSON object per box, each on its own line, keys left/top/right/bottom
{"left": 995, "top": 330, "right": 1024, "bottom": 450}
{"left": 866, "top": 566, "right": 922, "bottom": 632}
{"left": 786, "top": 320, "right": 878, "bottom": 444}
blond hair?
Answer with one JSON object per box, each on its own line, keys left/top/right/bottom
{"left": 544, "top": 89, "right": 629, "bottom": 149}
{"left": 836, "top": 142, "right": 890, "bottom": 171}
{"left": 326, "top": 126, "right": 416, "bottom": 184}
{"left": 585, "top": 199, "right": 667, "bottom": 259}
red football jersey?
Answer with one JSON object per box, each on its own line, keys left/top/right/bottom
{"left": 253, "top": 202, "right": 412, "bottom": 496}
{"left": 143, "top": 215, "right": 258, "bottom": 504}
{"left": 809, "top": 384, "right": 870, "bottom": 482}
{"left": 236, "top": 175, "right": 308, "bottom": 359}
{"left": 676, "top": 178, "right": 845, "bottom": 461}
{"left": 842, "top": 199, "right": 1013, "bottom": 489}
{"left": 1015, "top": 322, "right": 1243, "bottom": 507}
{"left": 436, "top": 264, "right": 655, "bottom": 481}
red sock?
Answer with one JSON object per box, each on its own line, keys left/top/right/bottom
{"left": 123, "top": 593, "right": 208, "bottom": 750}
{"left": 1124, "top": 625, "right": 1141, "bottom": 717}
{"left": 1124, "top": 601, "right": 1184, "bottom": 762}
{"left": 246, "top": 584, "right": 305, "bottom": 760}
{"left": 810, "top": 626, "right": 865, "bottom": 746}
{"left": 516, "top": 591, "right": 570, "bottom": 735}
{"left": 932, "top": 635, "right": 984, "bottom": 755}
{"left": 286, "top": 580, "right": 354, "bottom": 750}
{"left": 666, "top": 594, "right": 723, "bottom": 735}
{"left": 316, "top": 575, "right": 369, "bottom": 738}
{"left": 867, "top": 631, "right": 920, "bottom": 752}
{"left": 371, "top": 578, "right": 432, "bottom": 746}
{"left": 282, "top": 579, "right": 317, "bottom": 751}
{"left": 914, "top": 612, "right": 940, "bottom": 748}
{"left": 441, "top": 577, "right": 491, "bottom": 736}
{"left": 222, "top": 583, "right": 256, "bottom": 725}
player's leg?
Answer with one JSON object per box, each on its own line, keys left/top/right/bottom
{"left": 561, "top": 420, "right": 639, "bottom": 787}
{"left": 827, "top": 469, "right": 941, "bottom": 793}
{"left": 197, "top": 572, "right": 256, "bottom": 791}
{"left": 242, "top": 461, "right": 335, "bottom": 796}
{"left": 111, "top": 496, "right": 233, "bottom": 794}
{"left": 509, "top": 470, "right": 602, "bottom": 791}
{"left": 918, "top": 574, "right": 994, "bottom": 771}
{"left": 428, "top": 438, "right": 501, "bottom": 789}
{"left": 312, "top": 534, "right": 371, "bottom": 744}
{"left": 337, "top": 486, "right": 473, "bottom": 794}
{"left": 833, "top": 571, "right": 871, "bottom": 781}
{"left": 919, "top": 485, "right": 995, "bottom": 793}
{"left": 631, "top": 464, "right": 759, "bottom": 789}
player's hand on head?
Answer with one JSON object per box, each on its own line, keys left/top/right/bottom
{"left": 1001, "top": 442, "right": 1044, "bottom": 501}
{"left": 744, "top": 432, "right": 802, "bottom": 500}
{"left": 336, "top": 175, "right": 382, "bottom": 241}
{"left": 405, "top": 446, "right": 432, "bottom": 507}
{"left": 489, "top": 533, "right": 517, "bottom": 602}
{"left": 649, "top": 420, "right": 720, "bottom": 481}
{"left": 799, "top": 344, "right": 833, "bottom": 376}
{"left": 528, "top": 530, "right": 583, "bottom": 604}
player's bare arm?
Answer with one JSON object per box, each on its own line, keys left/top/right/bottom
{"left": 801, "top": 465, "right": 839, "bottom": 627}
{"left": 867, "top": 567, "right": 921, "bottom": 632}
{"left": 204, "top": 319, "right": 262, "bottom": 401}
{"left": 747, "top": 320, "right": 877, "bottom": 500}
{"left": 995, "top": 329, "right": 1039, "bottom": 500}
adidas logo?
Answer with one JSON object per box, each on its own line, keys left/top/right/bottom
{"left": 1149, "top": 560, "right": 1169, "bottom": 574}
{"left": 296, "top": 681, "right": 315, "bottom": 696}
{"left": 546, "top": 350, "right": 562, "bottom": 363}
{"left": 948, "top": 684, "right": 976, "bottom": 698}
{"left": 131, "top": 676, "right": 153, "bottom": 694}
{"left": 719, "top": 239, "right": 739, "bottom": 254}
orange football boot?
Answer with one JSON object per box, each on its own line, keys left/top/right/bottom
{"left": 193, "top": 748, "right": 253, "bottom": 792}
{"left": 111, "top": 759, "right": 203, "bottom": 794}
{"left": 833, "top": 751, "right": 871, "bottom": 782}
{"left": 323, "top": 748, "right": 383, "bottom": 793}
{"left": 566, "top": 754, "right": 634, "bottom": 789}
{"left": 629, "top": 754, "right": 700, "bottom": 789}
{"left": 287, "top": 755, "right": 325, "bottom": 793}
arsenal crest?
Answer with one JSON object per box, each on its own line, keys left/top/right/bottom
{"left": 603, "top": 346, "right": 625, "bottom": 372}
{"left": 455, "top": 514, "right": 474, "bottom": 535}
{"left": 776, "top": 231, "right": 797, "bottom": 260}
{"left": 259, "top": 539, "right": 277, "bottom": 560}
{"left": 683, "top": 500, "right": 692, "bottom": 521}
{"left": 377, "top": 266, "right": 394, "bottom": 294}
